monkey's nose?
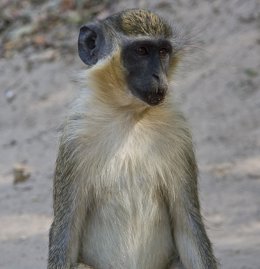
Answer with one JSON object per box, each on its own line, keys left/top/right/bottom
{"left": 152, "top": 73, "right": 160, "bottom": 82}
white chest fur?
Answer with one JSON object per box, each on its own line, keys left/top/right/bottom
{"left": 65, "top": 93, "right": 191, "bottom": 269}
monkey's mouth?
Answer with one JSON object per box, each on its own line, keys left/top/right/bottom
{"left": 136, "top": 87, "right": 167, "bottom": 106}
{"left": 145, "top": 91, "right": 166, "bottom": 106}
{"left": 130, "top": 84, "right": 167, "bottom": 106}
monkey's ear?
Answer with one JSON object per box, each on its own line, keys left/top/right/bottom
{"left": 78, "top": 23, "right": 105, "bottom": 66}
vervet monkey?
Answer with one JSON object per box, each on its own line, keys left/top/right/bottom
{"left": 48, "top": 9, "right": 218, "bottom": 269}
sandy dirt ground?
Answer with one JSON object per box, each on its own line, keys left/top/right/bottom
{"left": 0, "top": 0, "right": 260, "bottom": 268}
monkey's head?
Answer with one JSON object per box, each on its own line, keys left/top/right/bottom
{"left": 78, "top": 9, "right": 183, "bottom": 107}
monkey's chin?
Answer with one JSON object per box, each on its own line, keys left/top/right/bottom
{"left": 145, "top": 97, "right": 164, "bottom": 106}
{"left": 142, "top": 92, "right": 166, "bottom": 106}
{"left": 130, "top": 87, "right": 166, "bottom": 106}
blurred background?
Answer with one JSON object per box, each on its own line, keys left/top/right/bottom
{"left": 0, "top": 0, "right": 260, "bottom": 268}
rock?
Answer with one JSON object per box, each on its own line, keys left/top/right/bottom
{"left": 27, "top": 49, "right": 58, "bottom": 63}
{"left": 9, "top": 139, "right": 17, "bottom": 146}
{"left": 60, "top": 0, "right": 76, "bottom": 11}
{"left": 4, "top": 89, "right": 16, "bottom": 103}
{"left": 33, "top": 34, "right": 47, "bottom": 47}
{"left": 236, "top": 0, "right": 260, "bottom": 23}
{"left": 13, "top": 164, "right": 31, "bottom": 184}
{"left": 65, "top": 10, "right": 82, "bottom": 25}
{"left": 154, "top": 1, "right": 172, "bottom": 10}
{"left": 244, "top": 68, "right": 258, "bottom": 78}
{"left": 7, "top": 24, "right": 36, "bottom": 41}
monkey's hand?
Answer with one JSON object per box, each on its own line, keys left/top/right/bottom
{"left": 72, "top": 263, "right": 94, "bottom": 269}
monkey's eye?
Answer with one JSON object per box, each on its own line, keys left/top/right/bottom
{"left": 159, "top": 48, "right": 170, "bottom": 58}
{"left": 136, "top": 46, "right": 148, "bottom": 56}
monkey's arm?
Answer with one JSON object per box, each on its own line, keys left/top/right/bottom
{"left": 48, "top": 140, "right": 92, "bottom": 269}
{"left": 167, "top": 156, "right": 218, "bottom": 269}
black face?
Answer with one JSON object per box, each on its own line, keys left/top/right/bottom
{"left": 122, "top": 39, "right": 172, "bottom": 106}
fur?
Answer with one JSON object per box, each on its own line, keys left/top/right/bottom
{"left": 48, "top": 9, "right": 218, "bottom": 269}
{"left": 51, "top": 55, "right": 215, "bottom": 269}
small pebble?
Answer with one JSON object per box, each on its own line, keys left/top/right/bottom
{"left": 13, "top": 164, "right": 31, "bottom": 184}
{"left": 5, "top": 89, "right": 16, "bottom": 103}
